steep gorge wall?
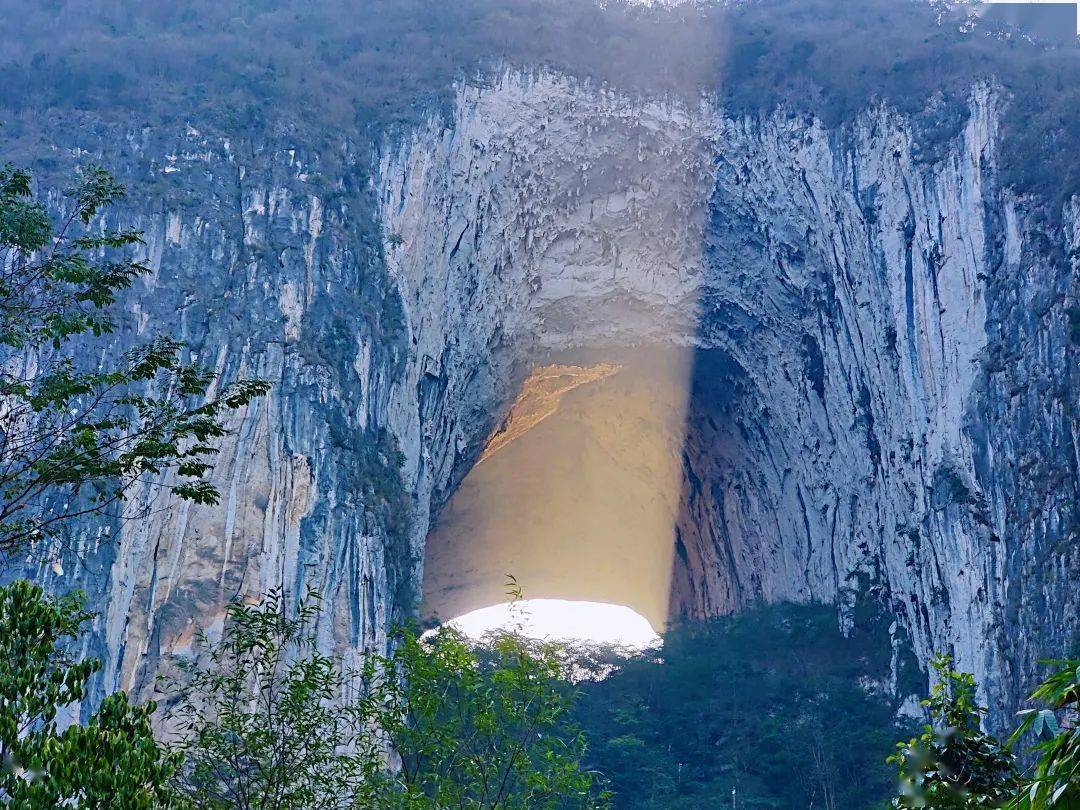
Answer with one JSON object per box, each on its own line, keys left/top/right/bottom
{"left": 382, "top": 74, "right": 1077, "bottom": 717}
{"left": 670, "top": 90, "right": 1078, "bottom": 719}
{"left": 7, "top": 71, "right": 1076, "bottom": 722}
{"left": 9, "top": 127, "right": 412, "bottom": 708}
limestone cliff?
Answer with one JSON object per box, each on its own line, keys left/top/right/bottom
{"left": 382, "top": 73, "right": 1077, "bottom": 719}
{"left": 7, "top": 71, "right": 1077, "bottom": 726}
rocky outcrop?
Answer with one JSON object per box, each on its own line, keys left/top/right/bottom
{"left": 478, "top": 363, "right": 621, "bottom": 462}
{"left": 8, "top": 71, "right": 1076, "bottom": 726}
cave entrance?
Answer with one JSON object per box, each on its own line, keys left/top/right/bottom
{"left": 420, "top": 345, "right": 694, "bottom": 638}
{"left": 445, "top": 599, "right": 660, "bottom": 649}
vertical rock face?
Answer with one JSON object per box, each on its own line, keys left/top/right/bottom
{"left": 383, "top": 74, "right": 1077, "bottom": 719}
{"left": 10, "top": 128, "right": 410, "bottom": 708}
{"left": 670, "top": 90, "right": 1077, "bottom": 721}
{"left": 9, "top": 72, "right": 1076, "bottom": 724}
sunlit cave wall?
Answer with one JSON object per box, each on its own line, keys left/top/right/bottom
{"left": 380, "top": 71, "right": 720, "bottom": 632}
{"left": 421, "top": 350, "right": 693, "bottom": 631}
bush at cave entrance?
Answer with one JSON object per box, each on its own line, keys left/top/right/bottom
{"left": 366, "top": 625, "right": 609, "bottom": 808}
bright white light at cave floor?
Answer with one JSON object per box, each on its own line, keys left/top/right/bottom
{"left": 445, "top": 599, "right": 661, "bottom": 650}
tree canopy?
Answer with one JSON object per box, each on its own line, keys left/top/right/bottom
{"left": 573, "top": 602, "right": 911, "bottom": 809}
{"left": 166, "top": 590, "right": 609, "bottom": 809}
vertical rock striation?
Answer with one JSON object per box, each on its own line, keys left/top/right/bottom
{"left": 381, "top": 74, "right": 1077, "bottom": 719}
{"left": 671, "top": 89, "right": 1077, "bottom": 720}
{"left": 8, "top": 72, "right": 1076, "bottom": 725}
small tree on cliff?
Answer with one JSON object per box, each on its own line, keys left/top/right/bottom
{"left": 0, "top": 161, "right": 268, "bottom": 553}
{"left": 166, "top": 589, "right": 371, "bottom": 809}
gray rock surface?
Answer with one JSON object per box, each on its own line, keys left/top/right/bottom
{"left": 8, "top": 71, "right": 1077, "bottom": 725}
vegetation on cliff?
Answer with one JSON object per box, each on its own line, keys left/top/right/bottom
{"left": 2, "top": 0, "right": 1079, "bottom": 206}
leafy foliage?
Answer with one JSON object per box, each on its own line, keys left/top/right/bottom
{"left": 890, "top": 654, "right": 1019, "bottom": 808}
{"left": 366, "top": 625, "right": 607, "bottom": 809}
{"left": 1009, "top": 660, "right": 1080, "bottom": 808}
{"left": 573, "top": 602, "right": 907, "bottom": 809}
{"left": 889, "top": 656, "right": 1080, "bottom": 809}
{"left": 0, "top": 579, "right": 178, "bottom": 806}
{"left": 167, "top": 589, "right": 607, "bottom": 809}
{"left": 166, "top": 589, "right": 369, "bottom": 809}
{"left": 0, "top": 161, "right": 268, "bottom": 552}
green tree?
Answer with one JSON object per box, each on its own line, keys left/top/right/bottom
{"left": 367, "top": 625, "right": 608, "bottom": 809}
{"left": 0, "top": 579, "right": 179, "bottom": 806}
{"left": 889, "top": 654, "right": 1019, "bottom": 808}
{"left": 168, "top": 590, "right": 607, "bottom": 809}
{"left": 166, "top": 589, "right": 369, "bottom": 809}
{"left": 574, "top": 602, "right": 905, "bottom": 809}
{"left": 890, "top": 656, "right": 1080, "bottom": 809}
{"left": 0, "top": 162, "right": 268, "bottom": 552}
{"left": 1009, "top": 659, "right": 1080, "bottom": 808}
